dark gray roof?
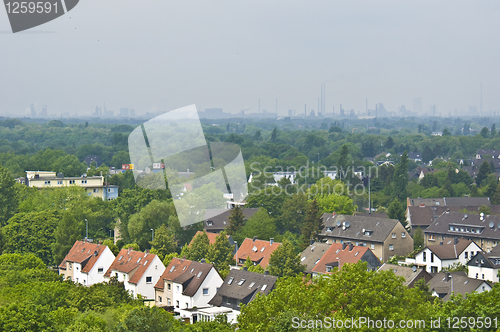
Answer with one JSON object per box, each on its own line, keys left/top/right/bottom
{"left": 427, "top": 272, "right": 490, "bottom": 301}
{"left": 299, "top": 242, "right": 331, "bottom": 273}
{"left": 407, "top": 197, "right": 490, "bottom": 207}
{"left": 408, "top": 205, "right": 500, "bottom": 228}
{"left": 319, "top": 213, "right": 399, "bottom": 243}
{"left": 378, "top": 263, "right": 431, "bottom": 287}
{"left": 467, "top": 246, "right": 500, "bottom": 269}
{"left": 425, "top": 212, "right": 500, "bottom": 241}
{"left": 425, "top": 239, "right": 476, "bottom": 260}
{"left": 204, "top": 208, "right": 260, "bottom": 232}
{"left": 353, "top": 212, "right": 389, "bottom": 219}
{"left": 208, "top": 269, "right": 278, "bottom": 306}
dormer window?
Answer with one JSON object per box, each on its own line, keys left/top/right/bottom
{"left": 252, "top": 246, "right": 258, "bottom": 252}
{"left": 301, "top": 256, "right": 306, "bottom": 261}
{"left": 326, "top": 227, "right": 333, "bottom": 232}
{"left": 227, "top": 277, "right": 234, "bottom": 285}
{"left": 237, "top": 279, "right": 246, "bottom": 286}
{"left": 118, "top": 255, "right": 123, "bottom": 261}
{"left": 260, "top": 247, "right": 265, "bottom": 252}
{"left": 137, "top": 258, "right": 141, "bottom": 264}
{"left": 207, "top": 221, "right": 213, "bottom": 226}
{"left": 169, "top": 265, "right": 176, "bottom": 273}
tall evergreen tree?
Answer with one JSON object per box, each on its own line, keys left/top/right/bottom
{"left": 226, "top": 206, "right": 245, "bottom": 236}
{"left": 476, "top": 161, "right": 492, "bottom": 187}
{"left": 52, "top": 212, "right": 83, "bottom": 265}
{"left": 0, "top": 165, "right": 18, "bottom": 227}
{"left": 271, "top": 127, "right": 278, "bottom": 142}
{"left": 300, "top": 199, "right": 323, "bottom": 250}
{"left": 392, "top": 151, "right": 409, "bottom": 201}
{"left": 387, "top": 199, "right": 406, "bottom": 227}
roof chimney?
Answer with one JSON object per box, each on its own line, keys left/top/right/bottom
{"left": 454, "top": 238, "right": 458, "bottom": 245}
{"left": 332, "top": 212, "right": 337, "bottom": 218}
{"left": 201, "top": 258, "right": 206, "bottom": 263}
{"left": 349, "top": 243, "right": 354, "bottom": 251}
{"left": 253, "top": 236, "right": 257, "bottom": 242}
{"left": 127, "top": 247, "right": 133, "bottom": 254}
{"left": 445, "top": 272, "right": 450, "bottom": 282}
{"left": 310, "top": 238, "right": 314, "bottom": 246}
{"left": 264, "top": 270, "right": 269, "bottom": 275}
{"left": 270, "top": 238, "right": 274, "bottom": 245}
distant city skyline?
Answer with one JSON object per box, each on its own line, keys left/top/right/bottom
{"left": 1, "top": 1, "right": 500, "bottom": 117}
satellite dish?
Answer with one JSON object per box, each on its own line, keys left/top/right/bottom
{"left": 480, "top": 212, "right": 485, "bottom": 217}
{"left": 489, "top": 222, "right": 495, "bottom": 228}
{"left": 497, "top": 222, "right": 500, "bottom": 229}
{"left": 336, "top": 220, "right": 341, "bottom": 227}
{"left": 345, "top": 222, "right": 351, "bottom": 228}
{"left": 464, "top": 214, "right": 468, "bottom": 219}
{"left": 362, "top": 228, "right": 366, "bottom": 233}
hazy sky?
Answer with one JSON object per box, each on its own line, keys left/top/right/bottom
{"left": 1, "top": 0, "right": 499, "bottom": 117}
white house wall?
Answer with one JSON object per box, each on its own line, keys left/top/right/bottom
{"left": 135, "top": 256, "right": 165, "bottom": 300}
{"left": 468, "top": 265, "right": 499, "bottom": 283}
{"left": 86, "top": 247, "right": 115, "bottom": 286}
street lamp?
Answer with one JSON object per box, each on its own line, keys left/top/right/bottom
{"left": 150, "top": 228, "right": 154, "bottom": 242}
{"left": 109, "top": 230, "right": 112, "bottom": 238}
{"left": 85, "top": 219, "right": 88, "bottom": 240}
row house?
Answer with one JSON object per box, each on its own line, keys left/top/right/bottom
{"left": 58, "top": 240, "right": 115, "bottom": 286}
{"left": 319, "top": 213, "right": 413, "bottom": 262}
{"left": 103, "top": 248, "right": 165, "bottom": 300}
{"left": 154, "top": 257, "right": 223, "bottom": 320}
{"left": 467, "top": 246, "right": 500, "bottom": 283}
{"left": 423, "top": 211, "right": 500, "bottom": 252}
{"left": 234, "top": 237, "right": 281, "bottom": 268}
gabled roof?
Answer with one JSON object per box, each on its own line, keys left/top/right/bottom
{"left": 299, "top": 242, "right": 331, "bottom": 273}
{"left": 311, "top": 243, "right": 371, "bottom": 273}
{"left": 425, "top": 212, "right": 500, "bottom": 241}
{"left": 208, "top": 269, "right": 278, "bottom": 306}
{"left": 320, "top": 213, "right": 399, "bottom": 243}
{"left": 204, "top": 208, "right": 259, "bottom": 232}
{"left": 378, "top": 263, "right": 432, "bottom": 287}
{"left": 234, "top": 238, "right": 281, "bottom": 268}
{"left": 407, "top": 197, "right": 490, "bottom": 207}
{"left": 467, "top": 246, "right": 500, "bottom": 269}
{"left": 58, "top": 241, "right": 110, "bottom": 273}
{"left": 427, "top": 272, "right": 490, "bottom": 301}
{"left": 424, "top": 239, "right": 477, "bottom": 260}
{"left": 408, "top": 205, "right": 500, "bottom": 228}
{"left": 104, "top": 248, "right": 159, "bottom": 284}
{"left": 155, "top": 257, "right": 215, "bottom": 297}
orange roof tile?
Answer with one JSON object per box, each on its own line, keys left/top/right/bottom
{"left": 234, "top": 238, "right": 281, "bottom": 269}
{"left": 312, "top": 243, "right": 369, "bottom": 274}
{"left": 189, "top": 231, "right": 227, "bottom": 246}
{"left": 58, "top": 241, "right": 109, "bottom": 273}
{"left": 104, "top": 248, "right": 158, "bottom": 284}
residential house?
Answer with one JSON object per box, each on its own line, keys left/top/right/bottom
{"left": 203, "top": 208, "right": 259, "bottom": 233}
{"left": 104, "top": 248, "right": 165, "bottom": 299}
{"left": 378, "top": 264, "right": 432, "bottom": 288}
{"left": 311, "top": 242, "right": 381, "bottom": 276}
{"left": 208, "top": 269, "right": 278, "bottom": 324}
{"left": 319, "top": 213, "right": 413, "bottom": 262}
{"left": 299, "top": 241, "right": 331, "bottom": 274}
{"left": 23, "top": 171, "right": 119, "bottom": 201}
{"left": 414, "top": 239, "right": 481, "bottom": 273}
{"left": 467, "top": 246, "right": 500, "bottom": 283}
{"left": 427, "top": 272, "right": 491, "bottom": 301}
{"left": 58, "top": 240, "right": 115, "bottom": 286}
{"left": 407, "top": 152, "right": 422, "bottom": 163}
{"left": 476, "top": 149, "right": 500, "bottom": 159}
{"left": 423, "top": 211, "right": 500, "bottom": 252}
{"left": 154, "top": 257, "right": 223, "bottom": 321}
{"left": 407, "top": 197, "right": 491, "bottom": 207}
{"left": 234, "top": 237, "right": 281, "bottom": 268}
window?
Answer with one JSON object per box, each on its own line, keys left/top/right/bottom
{"left": 429, "top": 235, "right": 435, "bottom": 241}
{"left": 137, "top": 258, "right": 141, "bottom": 263}
{"left": 471, "top": 251, "right": 474, "bottom": 257}
{"left": 260, "top": 247, "right": 266, "bottom": 252}
{"left": 146, "top": 276, "right": 152, "bottom": 283}
{"left": 185, "top": 302, "right": 188, "bottom": 308}
{"left": 249, "top": 282, "right": 255, "bottom": 288}
{"left": 176, "top": 285, "right": 180, "bottom": 292}
{"left": 423, "top": 252, "right": 427, "bottom": 262}
{"left": 203, "top": 288, "right": 209, "bottom": 295}
{"left": 108, "top": 188, "right": 113, "bottom": 193}
{"left": 482, "top": 274, "right": 485, "bottom": 279}
{"left": 176, "top": 300, "right": 179, "bottom": 308}
{"left": 237, "top": 279, "right": 246, "bottom": 286}
{"left": 326, "top": 266, "right": 332, "bottom": 272}
{"left": 158, "top": 296, "right": 162, "bottom": 303}
{"left": 69, "top": 180, "right": 75, "bottom": 184}
{"left": 44, "top": 180, "right": 51, "bottom": 185}
{"left": 197, "top": 271, "right": 202, "bottom": 278}
{"left": 93, "top": 188, "right": 99, "bottom": 193}
{"left": 57, "top": 180, "right": 63, "bottom": 185}
{"left": 392, "top": 233, "right": 396, "bottom": 238}
{"left": 431, "top": 253, "right": 434, "bottom": 263}
{"left": 81, "top": 180, "right": 87, "bottom": 184}
{"left": 69, "top": 263, "right": 72, "bottom": 270}
{"left": 167, "top": 283, "right": 171, "bottom": 291}
{"left": 371, "top": 244, "right": 375, "bottom": 250}
{"left": 389, "top": 244, "right": 394, "bottom": 251}
{"left": 465, "top": 252, "right": 468, "bottom": 259}
{"left": 98, "top": 267, "right": 104, "bottom": 273}
{"left": 252, "top": 246, "right": 258, "bottom": 252}
{"left": 476, "top": 273, "right": 479, "bottom": 278}
{"left": 301, "top": 256, "right": 306, "bottom": 262}
{"left": 261, "top": 284, "right": 267, "bottom": 291}
{"left": 118, "top": 255, "right": 123, "bottom": 261}
{"left": 167, "top": 298, "right": 171, "bottom": 306}
{"left": 227, "top": 277, "right": 234, "bottom": 285}
{"left": 402, "top": 232, "right": 406, "bottom": 238}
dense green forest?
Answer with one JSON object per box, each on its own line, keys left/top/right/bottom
{"left": 1, "top": 117, "right": 500, "bottom": 331}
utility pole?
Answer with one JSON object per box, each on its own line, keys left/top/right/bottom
{"left": 85, "top": 219, "right": 88, "bottom": 240}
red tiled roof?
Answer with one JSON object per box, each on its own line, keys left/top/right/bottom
{"left": 104, "top": 248, "right": 158, "bottom": 284}
{"left": 234, "top": 238, "right": 281, "bottom": 268}
{"left": 189, "top": 231, "right": 221, "bottom": 246}
{"left": 154, "top": 257, "right": 192, "bottom": 289}
{"left": 312, "top": 243, "right": 369, "bottom": 273}
{"left": 58, "top": 241, "right": 108, "bottom": 273}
